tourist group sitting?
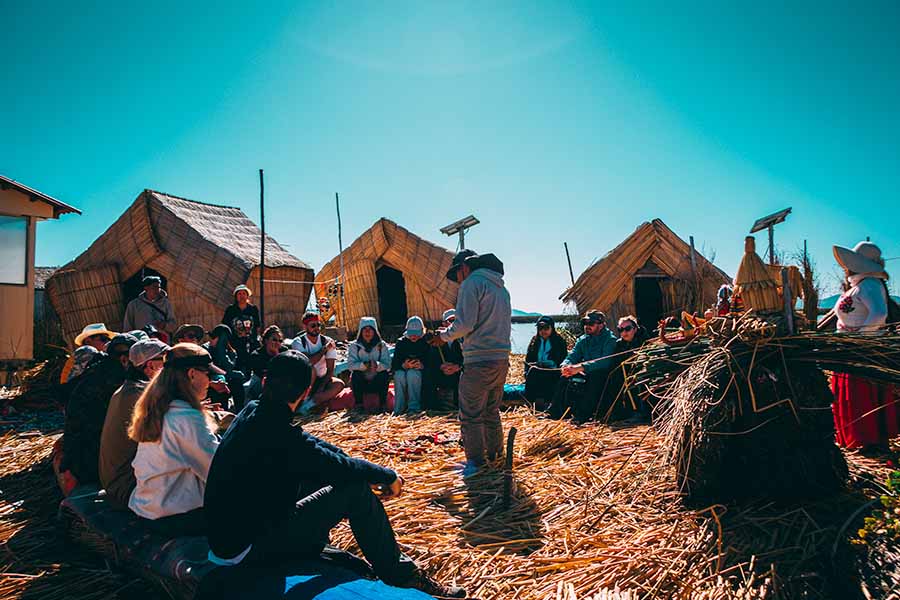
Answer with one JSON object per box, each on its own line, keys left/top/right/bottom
{"left": 524, "top": 310, "right": 649, "bottom": 425}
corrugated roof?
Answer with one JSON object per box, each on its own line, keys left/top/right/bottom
{"left": 34, "top": 266, "right": 59, "bottom": 290}
{"left": 0, "top": 174, "right": 81, "bottom": 217}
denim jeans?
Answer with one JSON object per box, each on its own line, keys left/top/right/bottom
{"left": 393, "top": 369, "right": 422, "bottom": 415}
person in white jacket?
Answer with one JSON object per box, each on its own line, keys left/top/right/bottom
{"left": 128, "top": 343, "right": 223, "bottom": 538}
{"left": 347, "top": 317, "right": 392, "bottom": 412}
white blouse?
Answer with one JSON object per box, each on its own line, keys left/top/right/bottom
{"left": 129, "top": 400, "right": 219, "bottom": 520}
{"left": 835, "top": 275, "right": 888, "bottom": 332}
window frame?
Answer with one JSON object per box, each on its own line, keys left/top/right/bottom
{"left": 0, "top": 215, "right": 30, "bottom": 287}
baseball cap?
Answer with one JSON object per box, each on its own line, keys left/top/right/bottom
{"left": 581, "top": 310, "right": 607, "bottom": 325}
{"left": 107, "top": 333, "right": 139, "bottom": 356}
{"left": 129, "top": 339, "right": 171, "bottom": 367}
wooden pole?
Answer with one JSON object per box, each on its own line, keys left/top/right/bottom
{"left": 259, "top": 169, "right": 266, "bottom": 327}
{"left": 768, "top": 224, "right": 775, "bottom": 266}
{"left": 564, "top": 242, "right": 575, "bottom": 286}
{"left": 335, "top": 192, "right": 346, "bottom": 327}
{"left": 689, "top": 236, "right": 699, "bottom": 312}
{"left": 781, "top": 267, "right": 794, "bottom": 335}
{"left": 503, "top": 427, "right": 518, "bottom": 509}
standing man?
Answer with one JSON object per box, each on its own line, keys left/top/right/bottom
{"left": 432, "top": 250, "right": 511, "bottom": 476}
{"left": 123, "top": 276, "right": 177, "bottom": 342}
{"left": 221, "top": 284, "right": 261, "bottom": 373}
{"left": 290, "top": 312, "right": 345, "bottom": 409}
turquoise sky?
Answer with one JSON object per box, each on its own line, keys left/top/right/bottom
{"left": 3, "top": 1, "right": 897, "bottom": 313}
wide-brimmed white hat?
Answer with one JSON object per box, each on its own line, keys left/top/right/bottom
{"left": 833, "top": 241, "right": 885, "bottom": 275}
{"left": 75, "top": 323, "right": 118, "bottom": 347}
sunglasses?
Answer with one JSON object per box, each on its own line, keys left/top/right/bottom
{"left": 582, "top": 321, "right": 603, "bottom": 327}
{"left": 182, "top": 333, "right": 199, "bottom": 340}
{"left": 618, "top": 325, "right": 635, "bottom": 333}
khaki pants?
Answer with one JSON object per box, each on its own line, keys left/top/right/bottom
{"left": 458, "top": 359, "right": 509, "bottom": 465}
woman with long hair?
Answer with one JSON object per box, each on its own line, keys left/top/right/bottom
{"left": 524, "top": 316, "right": 568, "bottom": 411}
{"left": 128, "top": 343, "right": 223, "bottom": 537}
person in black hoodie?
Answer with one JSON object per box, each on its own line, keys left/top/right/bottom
{"left": 203, "top": 350, "right": 466, "bottom": 598}
{"left": 597, "top": 315, "right": 648, "bottom": 423}
{"left": 524, "top": 316, "right": 569, "bottom": 411}
{"left": 391, "top": 316, "right": 430, "bottom": 414}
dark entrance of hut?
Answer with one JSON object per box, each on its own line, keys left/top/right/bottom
{"left": 376, "top": 265, "right": 408, "bottom": 327}
{"left": 633, "top": 259, "right": 670, "bottom": 328}
{"left": 123, "top": 268, "right": 168, "bottom": 304}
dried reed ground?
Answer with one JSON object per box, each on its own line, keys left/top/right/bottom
{"left": 0, "top": 354, "right": 892, "bottom": 599}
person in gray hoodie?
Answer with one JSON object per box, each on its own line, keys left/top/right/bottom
{"left": 122, "top": 276, "right": 177, "bottom": 342}
{"left": 347, "top": 317, "right": 392, "bottom": 412}
{"left": 432, "top": 250, "right": 511, "bottom": 476}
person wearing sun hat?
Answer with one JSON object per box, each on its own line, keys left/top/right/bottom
{"left": 60, "top": 332, "right": 139, "bottom": 487}
{"left": 221, "top": 284, "right": 261, "bottom": 373}
{"left": 830, "top": 240, "right": 900, "bottom": 450}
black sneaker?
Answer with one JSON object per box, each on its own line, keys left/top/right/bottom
{"left": 398, "top": 570, "right": 467, "bottom": 599}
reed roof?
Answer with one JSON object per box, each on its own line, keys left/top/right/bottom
{"left": 560, "top": 219, "right": 730, "bottom": 314}
{"left": 315, "top": 218, "right": 459, "bottom": 327}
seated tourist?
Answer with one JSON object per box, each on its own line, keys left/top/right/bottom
{"left": 597, "top": 316, "right": 649, "bottom": 423}
{"left": 347, "top": 317, "right": 391, "bottom": 412}
{"left": 426, "top": 309, "right": 463, "bottom": 412}
{"left": 203, "top": 350, "right": 466, "bottom": 598}
{"left": 245, "top": 325, "right": 286, "bottom": 401}
{"left": 203, "top": 324, "right": 247, "bottom": 413}
{"left": 60, "top": 323, "right": 117, "bottom": 384}
{"left": 99, "top": 338, "right": 170, "bottom": 509}
{"left": 391, "top": 316, "right": 428, "bottom": 415}
{"left": 128, "top": 343, "right": 223, "bottom": 538}
{"left": 290, "top": 312, "right": 344, "bottom": 409}
{"left": 524, "top": 315, "right": 568, "bottom": 411}
{"left": 548, "top": 310, "right": 616, "bottom": 424}
{"left": 173, "top": 323, "right": 205, "bottom": 345}
{"left": 61, "top": 333, "right": 138, "bottom": 486}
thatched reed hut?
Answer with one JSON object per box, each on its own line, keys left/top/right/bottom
{"left": 560, "top": 219, "right": 730, "bottom": 326}
{"left": 314, "top": 218, "right": 459, "bottom": 330}
{"left": 47, "top": 190, "right": 314, "bottom": 346}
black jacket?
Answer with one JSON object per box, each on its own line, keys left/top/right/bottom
{"left": 391, "top": 336, "right": 429, "bottom": 371}
{"left": 427, "top": 339, "right": 463, "bottom": 390}
{"left": 204, "top": 399, "right": 396, "bottom": 560}
{"left": 61, "top": 356, "right": 127, "bottom": 483}
{"left": 524, "top": 333, "right": 568, "bottom": 374}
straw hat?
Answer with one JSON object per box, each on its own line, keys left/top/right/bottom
{"left": 833, "top": 242, "right": 885, "bottom": 275}
{"left": 233, "top": 284, "right": 252, "bottom": 298}
{"left": 75, "top": 323, "right": 117, "bottom": 347}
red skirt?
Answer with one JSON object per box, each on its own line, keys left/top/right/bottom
{"left": 831, "top": 373, "right": 900, "bottom": 448}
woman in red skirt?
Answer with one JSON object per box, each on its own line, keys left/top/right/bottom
{"left": 831, "top": 241, "right": 898, "bottom": 450}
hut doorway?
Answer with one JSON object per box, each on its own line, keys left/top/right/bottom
{"left": 123, "top": 268, "right": 168, "bottom": 304}
{"left": 634, "top": 276, "right": 668, "bottom": 328}
{"left": 376, "top": 265, "right": 408, "bottom": 326}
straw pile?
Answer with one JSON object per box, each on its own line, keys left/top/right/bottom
{"left": 733, "top": 237, "right": 781, "bottom": 313}
{"left": 300, "top": 409, "right": 873, "bottom": 599}
{"left": 0, "top": 429, "right": 156, "bottom": 600}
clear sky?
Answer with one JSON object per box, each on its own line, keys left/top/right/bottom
{"left": 3, "top": 1, "right": 898, "bottom": 313}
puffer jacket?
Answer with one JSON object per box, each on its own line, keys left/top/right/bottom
{"left": 347, "top": 317, "right": 391, "bottom": 373}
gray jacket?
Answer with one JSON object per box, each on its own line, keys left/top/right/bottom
{"left": 123, "top": 290, "right": 177, "bottom": 334}
{"left": 441, "top": 268, "right": 511, "bottom": 364}
{"left": 347, "top": 317, "right": 392, "bottom": 373}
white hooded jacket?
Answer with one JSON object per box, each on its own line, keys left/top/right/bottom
{"left": 347, "top": 317, "right": 392, "bottom": 374}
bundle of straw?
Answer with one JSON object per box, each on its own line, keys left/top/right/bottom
{"left": 733, "top": 236, "right": 782, "bottom": 312}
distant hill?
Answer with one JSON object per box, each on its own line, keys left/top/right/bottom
{"left": 512, "top": 309, "right": 541, "bottom": 317}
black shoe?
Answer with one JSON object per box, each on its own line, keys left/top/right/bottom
{"left": 398, "top": 570, "right": 467, "bottom": 598}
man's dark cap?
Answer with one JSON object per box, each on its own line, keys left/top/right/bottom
{"left": 445, "top": 249, "right": 478, "bottom": 281}
{"left": 107, "top": 333, "right": 139, "bottom": 355}
{"left": 266, "top": 350, "right": 313, "bottom": 395}
{"left": 209, "top": 324, "right": 232, "bottom": 340}
{"left": 581, "top": 310, "right": 607, "bottom": 325}
{"left": 142, "top": 275, "right": 162, "bottom": 287}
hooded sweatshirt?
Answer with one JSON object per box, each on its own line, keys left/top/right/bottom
{"left": 347, "top": 317, "right": 392, "bottom": 375}
{"left": 440, "top": 262, "right": 512, "bottom": 364}
{"left": 392, "top": 317, "right": 429, "bottom": 371}
{"left": 123, "top": 290, "right": 177, "bottom": 335}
